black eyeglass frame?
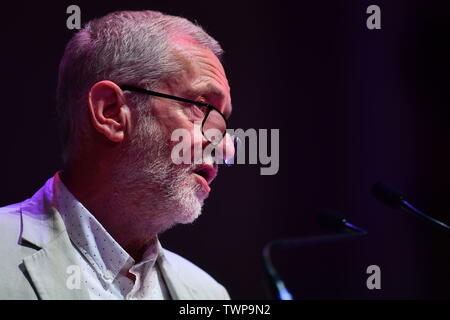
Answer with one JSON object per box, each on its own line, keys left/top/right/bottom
{"left": 120, "top": 85, "right": 228, "bottom": 144}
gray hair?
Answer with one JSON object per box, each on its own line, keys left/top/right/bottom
{"left": 56, "top": 10, "right": 223, "bottom": 164}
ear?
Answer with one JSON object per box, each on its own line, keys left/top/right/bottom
{"left": 87, "top": 80, "right": 130, "bottom": 143}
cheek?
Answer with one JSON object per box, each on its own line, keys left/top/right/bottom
{"left": 152, "top": 104, "right": 190, "bottom": 137}
{"left": 152, "top": 104, "right": 204, "bottom": 148}
{"left": 168, "top": 124, "right": 204, "bottom": 164}
{"left": 150, "top": 107, "right": 199, "bottom": 166}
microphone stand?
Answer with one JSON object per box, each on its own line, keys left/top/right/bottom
{"left": 262, "top": 223, "right": 367, "bottom": 300}
{"left": 400, "top": 200, "right": 450, "bottom": 232}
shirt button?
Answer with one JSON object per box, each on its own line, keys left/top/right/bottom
{"left": 104, "top": 270, "right": 114, "bottom": 280}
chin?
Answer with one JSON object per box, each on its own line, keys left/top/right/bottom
{"left": 176, "top": 200, "right": 203, "bottom": 224}
{"left": 172, "top": 184, "right": 205, "bottom": 225}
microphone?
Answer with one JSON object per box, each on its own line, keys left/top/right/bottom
{"left": 318, "top": 208, "right": 368, "bottom": 234}
{"left": 262, "top": 209, "right": 367, "bottom": 300}
{"left": 371, "top": 181, "right": 450, "bottom": 233}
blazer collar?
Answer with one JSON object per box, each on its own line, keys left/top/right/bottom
{"left": 20, "top": 189, "right": 64, "bottom": 248}
{"left": 19, "top": 177, "right": 90, "bottom": 299}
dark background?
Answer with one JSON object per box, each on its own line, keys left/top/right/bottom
{"left": 0, "top": 0, "right": 449, "bottom": 299}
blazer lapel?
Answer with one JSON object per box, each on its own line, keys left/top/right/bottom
{"left": 22, "top": 231, "right": 90, "bottom": 299}
{"left": 157, "top": 255, "right": 197, "bottom": 300}
{"left": 19, "top": 178, "right": 90, "bottom": 300}
{"left": 156, "top": 242, "right": 199, "bottom": 300}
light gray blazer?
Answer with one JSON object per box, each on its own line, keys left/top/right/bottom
{"left": 0, "top": 182, "right": 230, "bottom": 300}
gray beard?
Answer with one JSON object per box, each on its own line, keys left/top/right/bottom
{"left": 110, "top": 115, "right": 203, "bottom": 235}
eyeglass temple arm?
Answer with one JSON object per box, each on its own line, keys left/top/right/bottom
{"left": 120, "top": 85, "right": 213, "bottom": 109}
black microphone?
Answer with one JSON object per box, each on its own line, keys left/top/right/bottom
{"left": 262, "top": 209, "right": 367, "bottom": 300}
{"left": 371, "top": 181, "right": 450, "bottom": 233}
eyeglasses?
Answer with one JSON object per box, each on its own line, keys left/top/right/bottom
{"left": 120, "top": 85, "right": 228, "bottom": 146}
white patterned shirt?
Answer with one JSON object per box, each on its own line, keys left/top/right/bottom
{"left": 50, "top": 172, "right": 170, "bottom": 300}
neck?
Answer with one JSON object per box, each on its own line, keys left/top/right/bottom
{"left": 60, "top": 159, "right": 165, "bottom": 261}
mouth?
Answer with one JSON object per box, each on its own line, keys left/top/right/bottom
{"left": 192, "top": 164, "right": 218, "bottom": 194}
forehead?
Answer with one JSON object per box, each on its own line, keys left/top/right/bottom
{"left": 170, "top": 38, "right": 232, "bottom": 116}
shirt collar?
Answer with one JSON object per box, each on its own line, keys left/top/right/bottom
{"left": 52, "top": 172, "right": 160, "bottom": 283}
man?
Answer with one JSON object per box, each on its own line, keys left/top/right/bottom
{"left": 0, "top": 10, "right": 234, "bottom": 300}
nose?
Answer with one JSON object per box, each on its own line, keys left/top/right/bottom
{"left": 223, "top": 133, "right": 238, "bottom": 166}
{"left": 202, "top": 131, "right": 236, "bottom": 165}
{"left": 200, "top": 125, "right": 238, "bottom": 166}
